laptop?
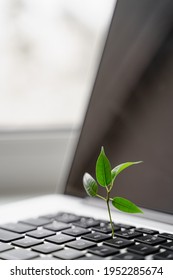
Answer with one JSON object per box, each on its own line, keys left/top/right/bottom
{"left": 0, "top": 0, "right": 173, "bottom": 260}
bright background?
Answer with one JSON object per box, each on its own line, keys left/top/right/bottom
{"left": 0, "top": 0, "right": 115, "bottom": 203}
{"left": 0, "top": 0, "right": 115, "bottom": 129}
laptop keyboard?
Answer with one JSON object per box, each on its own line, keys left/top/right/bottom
{"left": 0, "top": 212, "right": 172, "bottom": 260}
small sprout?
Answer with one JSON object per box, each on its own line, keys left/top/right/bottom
{"left": 83, "top": 146, "right": 143, "bottom": 237}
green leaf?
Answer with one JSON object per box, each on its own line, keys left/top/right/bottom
{"left": 83, "top": 173, "right": 98, "bottom": 197}
{"left": 111, "top": 161, "right": 142, "bottom": 182}
{"left": 112, "top": 197, "right": 143, "bottom": 213}
{"left": 96, "top": 147, "right": 112, "bottom": 187}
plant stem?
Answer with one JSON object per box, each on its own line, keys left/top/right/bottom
{"left": 106, "top": 188, "right": 114, "bottom": 238}
{"left": 96, "top": 194, "right": 106, "bottom": 201}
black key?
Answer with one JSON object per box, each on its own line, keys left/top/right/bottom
{"left": 104, "top": 238, "right": 134, "bottom": 249}
{"left": 99, "top": 221, "right": 120, "bottom": 228}
{"left": 135, "top": 235, "right": 166, "bottom": 246}
{"left": 82, "top": 232, "right": 110, "bottom": 243}
{"left": 135, "top": 228, "right": 159, "bottom": 235}
{"left": 0, "top": 248, "right": 39, "bottom": 260}
{"left": 26, "top": 229, "right": 55, "bottom": 239}
{"left": 44, "top": 221, "right": 71, "bottom": 232}
{"left": 19, "top": 218, "right": 50, "bottom": 227}
{"left": 117, "top": 223, "right": 135, "bottom": 229}
{"left": 73, "top": 217, "right": 100, "bottom": 228}
{"left": 45, "top": 234, "right": 75, "bottom": 245}
{"left": 66, "top": 240, "right": 96, "bottom": 250}
{"left": 53, "top": 249, "right": 85, "bottom": 260}
{"left": 93, "top": 224, "right": 120, "bottom": 234}
{"left": 0, "top": 229, "right": 23, "bottom": 242}
{"left": 88, "top": 245, "right": 119, "bottom": 257}
{"left": 160, "top": 241, "right": 173, "bottom": 251}
{"left": 32, "top": 242, "right": 62, "bottom": 254}
{"left": 0, "top": 243, "right": 13, "bottom": 252}
{"left": 114, "top": 230, "right": 142, "bottom": 239}
{"left": 79, "top": 256, "right": 104, "bottom": 260}
{"left": 56, "top": 213, "right": 80, "bottom": 224}
{"left": 0, "top": 223, "right": 36, "bottom": 234}
{"left": 112, "top": 252, "right": 144, "bottom": 260}
{"left": 62, "top": 227, "right": 90, "bottom": 237}
{"left": 12, "top": 237, "right": 43, "bottom": 248}
{"left": 154, "top": 250, "right": 173, "bottom": 260}
{"left": 127, "top": 243, "right": 159, "bottom": 256}
{"left": 158, "top": 233, "right": 173, "bottom": 240}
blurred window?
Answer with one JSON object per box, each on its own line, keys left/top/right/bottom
{"left": 0, "top": 0, "right": 115, "bottom": 130}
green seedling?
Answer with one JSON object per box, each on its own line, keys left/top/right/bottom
{"left": 83, "top": 147, "right": 143, "bottom": 237}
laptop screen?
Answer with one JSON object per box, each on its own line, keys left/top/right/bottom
{"left": 65, "top": 0, "right": 173, "bottom": 216}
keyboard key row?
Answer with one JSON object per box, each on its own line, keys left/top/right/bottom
{"left": 0, "top": 211, "right": 172, "bottom": 260}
